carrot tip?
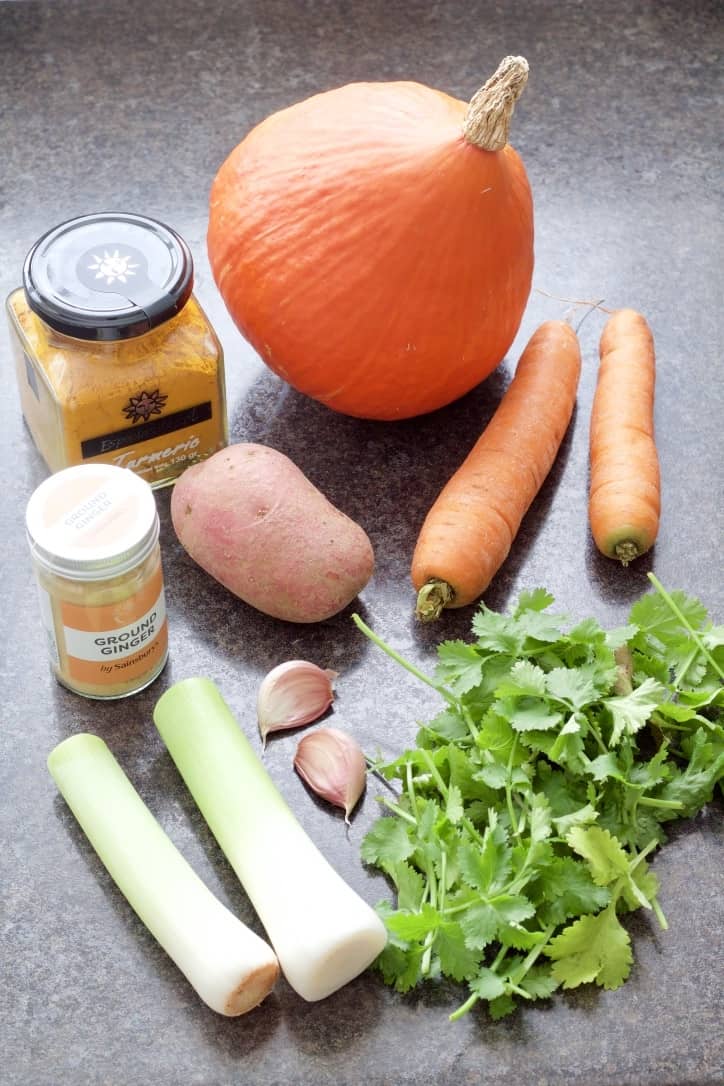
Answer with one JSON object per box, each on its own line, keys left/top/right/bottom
{"left": 415, "top": 579, "right": 455, "bottom": 622}
{"left": 614, "top": 540, "right": 641, "bottom": 566}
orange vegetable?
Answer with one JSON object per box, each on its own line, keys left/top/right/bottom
{"left": 208, "top": 57, "right": 533, "bottom": 420}
{"left": 589, "top": 309, "right": 660, "bottom": 564}
{"left": 411, "top": 321, "right": 581, "bottom": 620}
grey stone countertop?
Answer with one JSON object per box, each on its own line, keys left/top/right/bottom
{"left": 1, "top": 2, "right": 722, "bottom": 1084}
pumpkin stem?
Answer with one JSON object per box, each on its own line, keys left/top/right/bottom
{"left": 462, "top": 55, "right": 529, "bottom": 152}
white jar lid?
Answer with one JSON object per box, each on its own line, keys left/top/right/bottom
{"left": 26, "top": 464, "right": 159, "bottom": 580}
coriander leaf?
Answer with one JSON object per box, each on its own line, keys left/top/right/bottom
{"left": 446, "top": 783, "right": 464, "bottom": 825}
{"left": 529, "top": 792, "right": 553, "bottom": 844}
{"left": 651, "top": 728, "right": 724, "bottom": 818}
{"left": 547, "top": 717, "right": 588, "bottom": 773}
{"left": 375, "top": 941, "right": 424, "bottom": 993}
{"left": 496, "top": 696, "right": 563, "bottom": 733}
{"left": 499, "top": 926, "right": 548, "bottom": 951}
{"left": 459, "top": 895, "right": 535, "bottom": 950}
{"left": 702, "top": 624, "right": 724, "bottom": 650}
{"left": 414, "top": 800, "right": 445, "bottom": 867}
{"left": 538, "top": 766, "right": 589, "bottom": 818}
{"left": 445, "top": 743, "right": 496, "bottom": 803}
{"left": 435, "top": 922, "right": 480, "bottom": 982}
{"left": 538, "top": 855, "right": 611, "bottom": 925}
{"left": 566, "top": 825, "right": 630, "bottom": 886}
{"left": 470, "top": 967, "right": 508, "bottom": 1001}
{"left": 628, "top": 745, "right": 672, "bottom": 791}
{"left": 630, "top": 588, "right": 708, "bottom": 639}
{"left": 546, "top": 904, "right": 633, "bottom": 989}
{"left": 478, "top": 712, "right": 521, "bottom": 762}
{"left": 435, "top": 641, "right": 484, "bottom": 695}
{"left": 458, "top": 822, "right": 512, "bottom": 895}
{"left": 458, "top": 900, "right": 500, "bottom": 949}
{"left": 386, "top": 904, "right": 440, "bottom": 941}
{"left": 586, "top": 752, "right": 625, "bottom": 782}
{"left": 517, "top": 964, "right": 560, "bottom": 1000}
{"left": 392, "top": 861, "right": 426, "bottom": 911}
{"left": 418, "top": 709, "right": 470, "bottom": 743}
{"left": 515, "top": 587, "right": 555, "bottom": 615}
{"left": 497, "top": 660, "right": 548, "bottom": 697}
{"left": 475, "top": 763, "right": 509, "bottom": 790}
{"left": 361, "top": 816, "right": 415, "bottom": 870}
{"left": 472, "top": 607, "right": 524, "bottom": 655}
{"left": 605, "top": 625, "right": 639, "bottom": 650}
{"left": 619, "top": 859, "right": 660, "bottom": 913}
{"left": 603, "top": 677, "right": 666, "bottom": 745}
{"left": 488, "top": 993, "right": 518, "bottom": 1019}
{"left": 546, "top": 665, "right": 601, "bottom": 709}
{"left": 652, "top": 701, "right": 702, "bottom": 724}
{"left": 518, "top": 614, "right": 566, "bottom": 646}
{"left": 552, "top": 803, "right": 599, "bottom": 837}
{"left": 568, "top": 616, "right": 607, "bottom": 647}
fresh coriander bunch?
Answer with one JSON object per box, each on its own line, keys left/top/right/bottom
{"left": 353, "top": 574, "right": 723, "bottom": 1020}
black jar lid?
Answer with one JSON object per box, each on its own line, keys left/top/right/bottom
{"left": 22, "top": 211, "right": 194, "bottom": 341}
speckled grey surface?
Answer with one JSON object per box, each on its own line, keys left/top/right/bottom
{"left": 1, "top": 1, "right": 722, "bottom": 1084}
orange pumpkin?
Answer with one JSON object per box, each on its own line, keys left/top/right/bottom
{"left": 208, "top": 57, "right": 534, "bottom": 421}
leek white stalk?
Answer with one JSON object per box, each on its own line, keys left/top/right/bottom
{"left": 47, "top": 733, "right": 280, "bottom": 1015}
{"left": 153, "top": 678, "right": 388, "bottom": 1001}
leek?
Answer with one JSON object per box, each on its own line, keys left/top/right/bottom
{"left": 47, "top": 733, "right": 279, "bottom": 1015}
{"left": 153, "top": 678, "right": 387, "bottom": 1001}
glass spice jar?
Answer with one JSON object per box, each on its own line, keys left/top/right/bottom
{"left": 26, "top": 463, "right": 169, "bottom": 700}
{"left": 6, "top": 211, "right": 228, "bottom": 489}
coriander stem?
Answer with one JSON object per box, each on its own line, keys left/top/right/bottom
{"left": 674, "top": 644, "right": 700, "bottom": 688}
{"left": 505, "top": 737, "right": 520, "bottom": 836}
{"left": 352, "top": 613, "right": 459, "bottom": 706}
{"left": 628, "top": 838, "right": 659, "bottom": 872}
{"left": 491, "top": 945, "right": 508, "bottom": 971}
{"left": 588, "top": 719, "right": 609, "bottom": 756}
{"left": 421, "top": 863, "right": 438, "bottom": 975}
{"left": 647, "top": 573, "right": 724, "bottom": 681}
{"left": 462, "top": 705, "right": 480, "bottom": 742}
{"left": 637, "top": 796, "right": 684, "bottom": 810}
{"left": 509, "top": 925, "right": 556, "bottom": 986}
{"left": 418, "top": 748, "right": 449, "bottom": 799}
{"left": 380, "top": 797, "right": 418, "bottom": 825}
{"left": 449, "top": 992, "right": 479, "bottom": 1021}
{"left": 406, "top": 762, "right": 419, "bottom": 817}
{"left": 652, "top": 896, "right": 669, "bottom": 931}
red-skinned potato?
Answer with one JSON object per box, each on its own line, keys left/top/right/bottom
{"left": 171, "top": 444, "right": 374, "bottom": 623}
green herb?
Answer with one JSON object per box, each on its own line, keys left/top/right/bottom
{"left": 353, "top": 573, "right": 723, "bottom": 1020}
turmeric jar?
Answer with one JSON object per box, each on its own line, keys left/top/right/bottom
{"left": 7, "top": 212, "right": 227, "bottom": 488}
{"left": 26, "top": 463, "right": 169, "bottom": 699}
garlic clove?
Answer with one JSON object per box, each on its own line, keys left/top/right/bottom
{"left": 294, "top": 727, "right": 367, "bottom": 824}
{"left": 257, "top": 660, "right": 337, "bottom": 746}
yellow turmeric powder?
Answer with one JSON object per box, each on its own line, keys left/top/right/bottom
{"left": 7, "top": 212, "right": 228, "bottom": 488}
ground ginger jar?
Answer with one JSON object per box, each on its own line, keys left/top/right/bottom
{"left": 26, "top": 463, "right": 169, "bottom": 699}
{"left": 7, "top": 212, "right": 227, "bottom": 488}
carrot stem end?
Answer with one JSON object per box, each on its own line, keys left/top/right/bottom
{"left": 415, "top": 579, "right": 455, "bottom": 623}
{"left": 614, "top": 540, "right": 641, "bottom": 566}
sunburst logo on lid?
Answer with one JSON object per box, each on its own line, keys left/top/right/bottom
{"left": 88, "top": 249, "right": 139, "bottom": 285}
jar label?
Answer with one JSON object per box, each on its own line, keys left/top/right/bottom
{"left": 60, "top": 565, "right": 168, "bottom": 687}
{"left": 80, "top": 401, "right": 212, "bottom": 459}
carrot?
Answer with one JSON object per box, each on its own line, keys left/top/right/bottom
{"left": 588, "top": 308, "right": 660, "bottom": 565}
{"left": 411, "top": 320, "right": 581, "bottom": 621}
